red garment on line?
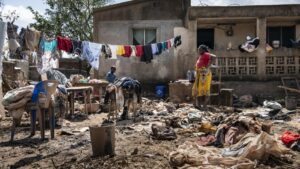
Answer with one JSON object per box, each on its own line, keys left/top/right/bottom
{"left": 136, "top": 45, "right": 144, "bottom": 57}
{"left": 57, "top": 36, "right": 73, "bottom": 53}
{"left": 196, "top": 52, "right": 211, "bottom": 68}
{"left": 124, "top": 45, "right": 132, "bottom": 57}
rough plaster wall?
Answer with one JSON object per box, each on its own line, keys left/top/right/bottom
{"left": 96, "top": 20, "right": 182, "bottom": 83}
{"left": 0, "top": 22, "right": 6, "bottom": 115}
{"left": 174, "top": 27, "right": 197, "bottom": 79}
{"left": 214, "top": 23, "right": 256, "bottom": 50}
{"left": 296, "top": 24, "right": 300, "bottom": 41}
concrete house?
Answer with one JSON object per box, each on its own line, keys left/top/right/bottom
{"left": 93, "top": 0, "right": 300, "bottom": 96}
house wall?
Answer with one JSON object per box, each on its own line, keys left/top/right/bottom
{"left": 94, "top": 20, "right": 182, "bottom": 83}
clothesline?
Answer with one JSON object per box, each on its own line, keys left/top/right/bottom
{"left": 4, "top": 21, "right": 182, "bottom": 72}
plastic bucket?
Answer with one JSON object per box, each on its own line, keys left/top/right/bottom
{"left": 90, "top": 124, "right": 115, "bottom": 157}
{"left": 285, "top": 96, "right": 297, "bottom": 110}
{"left": 155, "top": 85, "right": 166, "bottom": 98}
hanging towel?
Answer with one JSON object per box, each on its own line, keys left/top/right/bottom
{"left": 157, "top": 43, "right": 163, "bottom": 55}
{"left": 24, "top": 28, "right": 41, "bottom": 51}
{"left": 124, "top": 45, "right": 132, "bottom": 57}
{"left": 130, "top": 45, "right": 137, "bottom": 57}
{"left": 151, "top": 43, "right": 159, "bottom": 55}
{"left": 141, "top": 45, "right": 153, "bottom": 63}
{"left": 136, "top": 45, "right": 144, "bottom": 57}
{"left": 82, "top": 41, "right": 101, "bottom": 70}
{"left": 162, "top": 42, "right": 168, "bottom": 51}
{"left": 174, "top": 35, "right": 182, "bottom": 48}
{"left": 109, "top": 45, "right": 118, "bottom": 59}
{"left": 72, "top": 40, "right": 82, "bottom": 55}
{"left": 116, "top": 45, "right": 125, "bottom": 56}
{"left": 57, "top": 36, "right": 73, "bottom": 53}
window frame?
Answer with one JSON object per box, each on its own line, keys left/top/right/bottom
{"left": 132, "top": 28, "right": 157, "bottom": 45}
{"left": 267, "top": 26, "right": 295, "bottom": 48}
{"left": 197, "top": 28, "right": 215, "bottom": 50}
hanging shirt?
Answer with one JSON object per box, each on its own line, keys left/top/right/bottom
{"left": 124, "top": 45, "right": 132, "bottom": 57}
{"left": 116, "top": 45, "right": 125, "bottom": 56}
{"left": 174, "top": 35, "right": 182, "bottom": 48}
{"left": 170, "top": 38, "right": 175, "bottom": 47}
{"left": 141, "top": 45, "right": 153, "bottom": 63}
{"left": 82, "top": 41, "right": 101, "bottom": 70}
{"left": 157, "top": 43, "right": 163, "bottom": 55}
{"left": 130, "top": 46, "right": 137, "bottom": 57}
{"left": 57, "top": 36, "right": 73, "bottom": 53}
{"left": 151, "top": 43, "right": 159, "bottom": 55}
{"left": 136, "top": 45, "right": 144, "bottom": 57}
{"left": 162, "top": 42, "right": 168, "bottom": 51}
{"left": 72, "top": 40, "right": 82, "bottom": 55}
{"left": 167, "top": 40, "right": 172, "bottom": 49}
{"left": 40, "top": 38, "right": 57, "bottom": 53}
{"left": 24, "top": 28, "right": 41, "bottom": 51}
{"left": 196, "top": 52, "right": 211, "bottom": 68}
{"left": 109, "top": 45, "right": 118, "bottom": 59}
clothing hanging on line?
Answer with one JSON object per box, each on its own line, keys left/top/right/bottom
{"left": 130, "top": 45, "right": 137, "bottom": 57}
{"left": 141, "top": 45, "right": 153, "bottom": 63}
{"left": 174, "top": 35, "right": 182, "bottom": 48}
{"left": 40, "top": 38, "right": 57, "bottom": 53}
{"left": 124, "top": 45, "right": 132, "bottom": 57}
{"left": 157, "top": 43, "right": 163, "bottom": 55}
{"left": 151, "top": 43, "right": 159, "bottom": 55}
{"left": 72, "top": 40, "right": 82, "bottom": 55}
{"left": 101, "top": 44, "right": 112, "bottom": 59}
{"left": 116, "top": 45, "right": 125, "bottom": 56}
{"left": 82, "top": 41, "right": 101, "bottom": 70}
{"left": 136, "top": 45, "right": 144, "bottom": 57}
{"left": 108, "top": 44, "right": 118, "bottom": 59}
{"left": 24, "top": 28, "right": 41, "bottom": 51}
{"left": 57, "top": 36, "right": 73, "bottom": 53}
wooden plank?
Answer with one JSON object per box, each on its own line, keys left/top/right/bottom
{"left": 278, "top": 86, "right": 300, "bottom": 94}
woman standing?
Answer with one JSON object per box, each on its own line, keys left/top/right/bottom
{"left": 192, "top": 45, "right": 216, "bottom": 109}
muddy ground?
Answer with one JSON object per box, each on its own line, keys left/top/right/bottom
{"left": 0, "top": 101, "right": 300, "bottom": 169}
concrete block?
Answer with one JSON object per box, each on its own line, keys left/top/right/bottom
{"left": 169, "top": 80, "right": 193, "bottom": 103}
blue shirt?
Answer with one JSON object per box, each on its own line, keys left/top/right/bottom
{"left": 106, "top": 71, "right": 116, "bottom": 83}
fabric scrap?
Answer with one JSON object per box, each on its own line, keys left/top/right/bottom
{"left": 281, "top": 131, "right": 300, "bottom": 147}
{"left": 151, "top": 124, "right": 177, "bottom": 140}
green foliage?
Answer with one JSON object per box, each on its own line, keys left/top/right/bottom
{"left": 28, "top": 0, "right": 110, "bottom": 40}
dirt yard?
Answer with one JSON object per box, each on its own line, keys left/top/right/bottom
{"left": 0, "top": 99, "right": 300, "bottom": 169}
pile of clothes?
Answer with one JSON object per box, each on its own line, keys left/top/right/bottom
{"left": 169, "top": 114, "right": 292, "bottom": 169}
{"left": 2, "top": 85, "right": 34, "bottom": 122}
